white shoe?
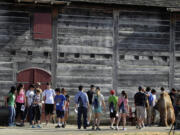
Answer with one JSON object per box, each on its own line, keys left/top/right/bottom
{"left": 116, "top": 126, "right": 119, "bottom": 130}
{"left": 123, "top": 128, "right": 127, "bottom": 131}
{"left": 110, "top": 126, "right": 115, "bottom": 130}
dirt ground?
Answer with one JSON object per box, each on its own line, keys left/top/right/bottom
{"left": 0, "top": 124, "right": 180, "bottom": 135}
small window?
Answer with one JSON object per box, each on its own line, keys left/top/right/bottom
{"left": 120, "top": 55, "right": 125, "bottom": 60}
{"left": 134, "top": 55, "right": 139, "bottom": 60}
{"left": 74, "top": 53, "right": 80, "bottom": 58}
{"left": 176, "top": 57, "right": 180, "bottom": 61}
{"left": 44, "top": 52, "right": 49, "bottom": 57}
{"left": 10, "top": 50, "right": 16, "bottom": 55}
{"left": 149, "top": 56, "right": 153, "bottom": 60}
{"left": 90, "top": 54, "right": 95, "bottom": 58}
{"left": 162, "top": 56, "right": 167, "bottom": 62}
{"left": 104, "top": 54, "right": 111, "bottom": 59}
{"left": 28, "top": 51, "right": 32, "bottom": 55}
{"left": 59, "top": 53, "right": 65, "bottom": 57}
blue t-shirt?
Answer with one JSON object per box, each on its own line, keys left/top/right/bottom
{"left": 54, "top": 94, "right": 66, "bottom": 111}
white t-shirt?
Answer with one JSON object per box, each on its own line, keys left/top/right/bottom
{"left": 152, "top": 95, "right": 157, "bottom": 107}
{"left": 42, "top": 89, "right": 55, "bottom": 104}
{"left": 26, "top": 90, "right": 35, "bottom": 106}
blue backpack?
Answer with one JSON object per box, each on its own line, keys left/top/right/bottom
{"left": 148, "top": 93, "right": 153, "bottom": 106}
{"left": 93, "top": 96, "right": 99, "bottom": 109}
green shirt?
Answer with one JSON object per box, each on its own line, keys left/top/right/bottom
{"left": 108, "top": 95, "right": 118, "bottom": 108}
{"left": 8, "top": 93, "right": 15, "bottom": 106}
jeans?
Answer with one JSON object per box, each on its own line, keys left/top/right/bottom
{"left": 8, "top": 106, "right": 16, "bottom": 126}
{"left": 77, "top": 107, "right": 87, "bottom": 129}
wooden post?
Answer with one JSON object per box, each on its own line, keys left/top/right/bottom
{"left": 169, "top": 12, "right": 175, "bottom": 89}
{"left": 51, "top": 7, "right": 58, "bottom": 88}
{"left": 112, "top": 9, "right": 119, "bottom": 95}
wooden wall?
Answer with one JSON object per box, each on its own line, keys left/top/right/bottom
{"left": 56, "top": 5, "right": 114, "bottom": 105}
{"left": 117, "top": 8, "right": 170, "bottom": 105}
{"left": 0, "top": 2, "right": 52, "bottom": 106}
{"left": 0, "top": 1, "right": 179, "bottom": 113}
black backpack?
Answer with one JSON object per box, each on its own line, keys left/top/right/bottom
{"left": 78, "top": 96, "right": 83, "bottom": 107}
{"left": 109, "top": 102, "right": 115, "bottom": 111}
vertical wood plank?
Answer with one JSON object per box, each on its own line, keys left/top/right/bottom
{"left": 51, "top": 7, "right": 58, "bottom": 88}
{"left": 169, "top": 12, "right": 175, "bottom": 89}
{"left": 113, "top": 9, "right": 119, "bottom": 94}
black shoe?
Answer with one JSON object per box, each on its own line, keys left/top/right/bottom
{"left": 92, "top": 126, "right": 95, "bottom": 130}
{"left": 78, "top": 127, "right": 81, "bottom": 130}
{"left": 96, "top": 127, "right": 101, "bottom": 131}
{"left": 84, "top": 127, "right": 87, "bottom": 129}
{"left": 55, "top": 125, "right": 60, "bottom": 128}
{"left": 87, "top": 123, "right": 90, "bottom": 127}
{"left": 20, "top": 123, "right": 25, "bottom": 127}
{"left": 62, "top": 124, "right": 65, "bottom": 128}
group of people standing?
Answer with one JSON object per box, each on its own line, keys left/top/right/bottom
{"left": 6, "top": 82, "right": 70, "bottom": 128}
{"left": 6, "top": 82, "right": 179, "bottom": 131}
{"left": 74, "top": 85, "right": 129, "bottom": 130}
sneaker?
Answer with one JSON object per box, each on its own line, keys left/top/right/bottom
{"left": 32, "top": 125, "right": 36, "bottom": 128}
{"left": 55, "top": 125, "right": 60, "bottom": 128}
{"left": 123, "top": 128, "right": 127, "bottom": 131}
{"left": 96, "top": 127, "right": 101, "bottom": 131}
{"left": 92, "top": 126, "right": 95, "bottom": 130}
{"left": 84, "top": 127, "right": 87, "bottom": 129}
{"left": 37, "top": 125, "right": 41, "bottom": 128}
{"left": 20, "top": 123, "right": 25, "bottom": 127}
{"left": 110, "top": 126, "right": 115, "bottom": 130}
{"left": 116, "top": 126, "right": 119, "bottom": 131}
{"left": 62, "top": 124, "right": 65, "bottom": 128}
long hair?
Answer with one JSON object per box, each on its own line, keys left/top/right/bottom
{"left": 17, "top": 83, "right": 24, "bottom": 95}
{"left": 121, "top": 91, "right": 128, "bottom": 99}
{"left": 9, "top": 86, "right": 16, "bottom": 94}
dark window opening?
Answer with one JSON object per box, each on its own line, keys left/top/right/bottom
{"left": 162, "top": 56, "right": 168, "bottom": 62}
{"left": 176, "top": 57, "right": 180, "bottom": 61}
{"left": 10, "top": 50, "right": 16, "bottom": 55}
{"left": 28, "top": 51, "right": 32, "bottom": 55}
{"left": 134, "top": 55, "right": 139, "bottom": 60}
{"left": 44, "top": 52, "right": 49, "bottom": 57}
{"left": 74, "top": 53, "right": 80, "bottom": 58}
{"left": 120, "top": 55, "right": 125, "bottom": 60}
{"left": 59, "top": 53, "right": 65, "bottom": 57}
{"left": 104, "top": 54, "right": 112, "bottom": 59}
{"left": 90, "top": 54, "right": 95, "bottom": 58}
{"left": 149, "top": 56, "right": 153, "bottom": 60}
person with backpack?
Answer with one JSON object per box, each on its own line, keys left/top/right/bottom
{"left": 92, "top": 87, "right": 106, "bottom": 130}
{"left": 15, "top": 83, "right": 26, "bottom": 127}
{"left": 74, "top": 85, "right": 89, "bottom": 129}
{"left": 145, "top": 87, "right": 153, "bottom": 126}
{"left": 116, "top": 91, "right": 129, "bottom": 131}
{"left": 108, "top": 89, "right": 118, "bottom": 130}
{"left": 7, "top": 86, "right": 17, "bottom": 126}
{"left": 42, "top": 82, "right": 55, "bottom": 125}
{"left": 54, "top": 88, "right": 66, "bottom": 128}
{"left": 31, "top": 88, "right": 42, "bottom": 128}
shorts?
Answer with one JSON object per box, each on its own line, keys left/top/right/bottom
{"left": 136, "top": 106, "right": 146, "bottom": 119}
{"left": 93, "top": 107, "right": 102, "bottom": 113}
{"left": 45, "top": 104, "right": 54, "bottom": 115}
{"left": 88, "top": 105, "right": 93, "bottom": 118}
{"left": 110, "top": 111, "right": 117, "bottom": 118}
{"left": 56, "top": 110, "right": 65, "bottom": 118}
{"left": 119, "top": 108, "right": 127, "bottom": 114}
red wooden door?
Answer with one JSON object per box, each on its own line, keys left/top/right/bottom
{"left": 17, "top": 68, "right": 51, "bottom": 91}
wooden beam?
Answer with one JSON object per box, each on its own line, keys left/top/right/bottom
{"left": 112, "top": 9, "right": 119, "bottom": 94}
{"left": 169, "top": 12, "right": 175, "bottom": 89}
{"left": 51, "top": 7, "right": 58, "bottom": 88}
